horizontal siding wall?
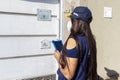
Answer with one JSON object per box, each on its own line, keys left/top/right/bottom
{"left": 0, "top": 0, "right": 60, "bottom": 79}
{"left": 0, "top": 56, "right": 57, "bottom": 80}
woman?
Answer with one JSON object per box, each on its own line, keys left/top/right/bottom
{"left": 54, "top": 6, "right": 97, "bottom": 80}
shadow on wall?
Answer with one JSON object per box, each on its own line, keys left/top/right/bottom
{"left": 104, "top": 67, "right": 119, "bottom": 80}
{"left": 98, "top": 67, "right": 119, "bottom": 80}
{"left": 98, "top": 75, "right": 104, "bottom": 80}
{"left": 22, "top": 0, "right": 59, "bottom": 4}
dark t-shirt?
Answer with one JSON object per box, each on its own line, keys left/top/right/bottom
{"left": 57, "top": 34, "right": 89, "bottom": 80}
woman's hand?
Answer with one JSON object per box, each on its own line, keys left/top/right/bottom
{"left": 53, "top": 50, "right": 60, "bottom": 62}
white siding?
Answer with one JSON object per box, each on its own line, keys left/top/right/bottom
{"left": 0, "top": 0, "right": 60, "bottom": 79}
{"left": 0, "top": 56, "right": 57, "bottom": 80}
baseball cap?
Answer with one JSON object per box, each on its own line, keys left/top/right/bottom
{"left": 71, "top": 6, "right": 92, "bottom": 23}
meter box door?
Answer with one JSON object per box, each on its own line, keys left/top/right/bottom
{"left": 0, "top": 0, "right": 62, "bottom": 80}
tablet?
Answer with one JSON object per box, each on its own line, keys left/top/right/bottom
{"left": 52, "top": 40, "right": 63, "bottom": 52}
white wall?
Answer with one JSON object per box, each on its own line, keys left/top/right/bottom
{"left": 0, "top": 0, "right": 60, "bottom": 79}
{"left": 0, "top": 56, "right": 57, "bottom": 80}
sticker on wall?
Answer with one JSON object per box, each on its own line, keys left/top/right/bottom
{"left": 104, "top": 7, "right": 112, "bottom": 18}
{"left": 40, "top": 39, "right": 51, "bottom": 49}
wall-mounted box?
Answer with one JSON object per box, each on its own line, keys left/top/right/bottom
{"left": 37, "top": 9, "right": 52, "bottom": 21}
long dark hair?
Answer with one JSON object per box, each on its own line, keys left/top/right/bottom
{"left": 59, "top": 17, "right": 98, "bottom": 80}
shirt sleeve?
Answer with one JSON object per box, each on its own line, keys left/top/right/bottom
{"left": 66, "top": 47, "right": 78, "bottom": 58}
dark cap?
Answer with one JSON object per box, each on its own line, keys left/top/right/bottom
{"left": 71, "top": 6, "right": 92, "bottom": 23}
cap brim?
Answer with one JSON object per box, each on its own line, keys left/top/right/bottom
{"left": 65, "top": 13, "right": 72, "bottom": 18}
{"left": 65, "top": 13, "right": 81, "bottom": 19}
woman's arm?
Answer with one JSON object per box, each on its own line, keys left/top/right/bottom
{"left": 54, "top": 38, "right": 78, "bottom": 80}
